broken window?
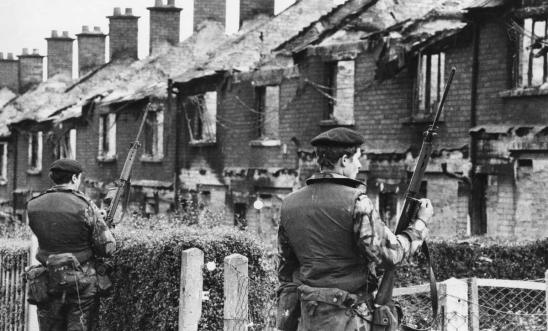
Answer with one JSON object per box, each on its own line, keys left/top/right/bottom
{"left": 519, "top": 18, "right": 548, "bottom": 87}
{"left": 233, "top": 202, "right": 247, "bottom": 228}
{"left": 28, "top": 131, "right": 42, "bottom": 171}
{"left": 417, "top": 52, "right": 445, "bottom": 114}
{"left": 98, "top": 113, "right": 116, "bottom": 159}
{"left": 324, "top": 60, "right": 355, "bottom": 124}
{"left": 143, "top": 107, "right": 164, "bottom": 159}
{"left": 54, "top": 129, "right": 77, "bottom": 160}
{"left": 379, "top": 191, "right": 398, "bottom": 229}
{"left": 185, "top": 92, "right": 217, "bottom": 143}
{"left": 255, "top": 85, "right": 280, "bottom": 139}
{"left": 0, "top": 142, "right": 7, "bottom": 182}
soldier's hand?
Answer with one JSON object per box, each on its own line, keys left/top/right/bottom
{"left": 416, "top": 198, "right": 433, "bottom": 225}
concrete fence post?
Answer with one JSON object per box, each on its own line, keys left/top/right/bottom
{"left": 27, "top": 235, "right": 39, "bottom": 331}
{"left": 439, "top": 278, "right": 468, "bottom": 331}
{"left": 468, "top": 278, "right": 480, "bottom": 331}
{"left": 224, "top": 254, "right": 248, "bottom": 331}
{"left": 179, "top": 248, "right": 204, "bottom": 331}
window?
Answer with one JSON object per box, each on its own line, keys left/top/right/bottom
{"left": 98, "top": 113, "right": 116, "bottom": 160}
{"left": 0, "top": 142, "right": 7, "bottom": 184}
{"left": 255, "top": 85, "right": 280, "bottom": 139}
{"left": 185, "top": 92, "right": 217, "bottom": 143}
{"left": 323, "top": 60, "right": 355, "bottom": 125}
{"left": 379, "top": 192, "right": 398, "bottom": 229}
{"left": 233, "top": 202, "right": 247, "bottom": 228}
{"left": 54, "top": 129, "right": 77, "bottom": 160}
{"left": 28, "top": 131, "right": 42, "bottom": 172}
{"left": 143, "top": 106, "right": 164, "bottom": 160}
{"left": 417, "top": 52, "right": 445, "bottom": 114}
{"left": 519, "top": 18, "right": 548, "bottom": 87}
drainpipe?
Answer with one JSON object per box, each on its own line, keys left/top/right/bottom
{"left": 470, "top": 22, "right": 480, "bottom": 171}
{"left": 169, "top": 78, "right": 180, "bottom": 210}
{"left": 12, "top": 131, "right": 18, "bottom": 218}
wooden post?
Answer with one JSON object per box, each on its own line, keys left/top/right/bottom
{"left": 440, "top": 278, "right": 468, "bottom": 331}
{"left": 545, "top": 270, "right": 548, "bottom": 331}
{"left": 468, "top": 278, "right": 479, "bottom": 331}
{"left": 27, "top": 235, "right": 39, "bottom": 331}
{"left": 224, "top": 254, "right": 248, "bottom": 331}
{"left": 179, "top": 248, "right": 204, "bottom": 331}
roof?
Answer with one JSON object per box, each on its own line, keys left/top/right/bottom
{"left": 276, "top": 0, "right": 449, "bottom": 54}
{"left": 0, "top": 88, "right": 17, "bottom": 137}
{"left": 470, "top": 124, "right": 548, "bottom": 136}
{"left": 172, "top": 0, "right": 338, "bottom": 83}
{"left": 466, "top": 0, "right": 505, "bottom": 9}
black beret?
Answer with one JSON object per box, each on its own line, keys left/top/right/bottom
{"left": 310, "top": 127, "right": 365, "bottom": 147}
{"left": 49, "top": 159, "right": 84, "bottom": 174}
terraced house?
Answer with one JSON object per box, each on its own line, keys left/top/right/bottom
{"left": 1, "top": 0, "right": 547, "bottom": 242}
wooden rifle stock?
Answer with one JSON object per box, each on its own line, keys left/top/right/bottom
{"left": 374, "top": 68, "right": 456, "bottom": 321}
{"left": 104, "top": 103, "right": 151, "bottom": 228}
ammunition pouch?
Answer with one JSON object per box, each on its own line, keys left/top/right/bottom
{"left": 46, "top": 253, "right": 96, "bottom": 297}
{"left": 371, "top": 301, "right": 402, "bottom": 331}
{"left": 24, "top": 265, "right": 50, "bottom": 305}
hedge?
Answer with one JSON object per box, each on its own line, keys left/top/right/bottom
{"left": 98, "top": 223, "right": 277, "bottom": 331}
{"left": 0, "top": 239, "right": 29, "bottom": 329}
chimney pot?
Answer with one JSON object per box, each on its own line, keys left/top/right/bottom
{"left": 22, "top": 48, "right": 29, "bottom": 55}
{"left": 32, "top": 48, "right": 39, "bottom": 55}
{"left": 167, "top": 0, "right": 175, "bottom": 6}
{"left": 52, "top": 30, "right": 59, "bottom": 38}
{"left": 93, "top": 26, "right": 101, "bottom": 33}
{"left": 62, "top": 31, "right": 69, "bottom": 38}
{"left": 125, "top": 8, "right": 133, "bottom": 15}
{"left": 0, "top": 52, "right": 3, "bottom": 60}
{"left": 113, "top": 7, "right": 122, "bottom": 15}
{"left": 155, "top": 0, "right": 163, "bottom": 7}
{"left": 7, "top": 53, "right": 14, "bottom": 59}
{"left": 82, "top": 25, "right": 90, "bottom": 33}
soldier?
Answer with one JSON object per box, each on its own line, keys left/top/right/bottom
{"left": 27, "top": 159, "right": 116, "bottom": 331}
{"left": 277, "top": 128, "right": 433, "bottom": 331}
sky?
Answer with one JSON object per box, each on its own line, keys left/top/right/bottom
{"left": 0, "top": 0, "right": 299, "bottom": 78}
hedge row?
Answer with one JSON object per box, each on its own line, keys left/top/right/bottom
{"left": 98, "top": 224, "right": 277, "bottom": 331}
{"left": 0, "top": 239, "right": 29, "bottom": 329}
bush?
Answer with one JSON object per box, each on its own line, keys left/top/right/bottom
{"left": 98, "top": 222, "right": 276, "bottom": 331}
{"left": 0, "top": 239, "right": 29, "bottom": 329}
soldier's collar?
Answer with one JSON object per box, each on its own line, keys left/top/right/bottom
{"left": 306, "top": 171, "right": 365, "bottom": 188}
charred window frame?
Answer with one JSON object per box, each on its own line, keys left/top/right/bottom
{"left": 142, "top": 104, "right": 164, "bottom": 160}
{"left": 324, "top": 61, "right": 338, "bottom": 120}
{"left": 28, "top": 131, "right": 42, "bottom": 172}
{"left": 98, "top": 113, "right": 116, "bottom": 160}
{"left": 416, "top": 52, "right": 445, "bottom": 114}
{"left": 0, "top": 142, "right": 7, "bottom": 184}
{"left": 233, "top": 202, "right": 247, "bottom": 228}
{"left": 515, "top": 17, "right": 548, "bottom": 87}
{"left": 254, "top": 85, "right": 280, "bottom": 139}
{"left": 185, "top": 92, "right": 217, "bottom": 144}
{"left": 379, "top": 191, "right": 398, "bottom": 228}
{"left": 54, "top": 129, "right": 77, "bottom": 160}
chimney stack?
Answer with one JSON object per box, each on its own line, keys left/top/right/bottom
{"left": 147, "top": 0, "right": 182, "bottom": 55}
{"left": 46, "top": 30, "right": 74, "bottom": 78}
{"left": 240, "top": 0, "right": 275, "bottom": 22}
{"left": 107, "top": 7, "right": 140, "bottom": 60}
{"left": 18, "top": 48, "right": 44, "bottom": 93}
{"left": 76, "top": 25, "right": 106, "bottom": 77}
{"left": 193, "top": 0, "right": 274, "bottom": 34}
{"left": 0, "top": 52, "right": 19, "bottom": 92}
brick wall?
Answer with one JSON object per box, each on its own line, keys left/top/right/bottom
{"left": 18, "top": 54, "right": 43, "bottom": 93}
{"left": 0, "top": 137, "right": 15, "bottom": 203}
{"left": 0, "top": 57, "right": 19, "bottom": 92}
{"left": 77, "top": 28, "right": 106, "bottom": 78}
{"left": 108, "top": 10, "right": 139, "bottom": 60}
{"left": 148, "top": 5, "right": 181, "bottom": 55}
{"left": 46, "top": 35, "right": 74, "bottom": 78}
{"left": 193, "top": 0, "right": 225, "bottom": 31}
{"left": 240, "top": 0, "right": 274, "bottom": 22}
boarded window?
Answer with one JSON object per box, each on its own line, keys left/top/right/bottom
{"left": 28, "top": 131, "right": 42, "bottom": 170}
{"left": 417, "top": 52, "right": 445, "bottom": 114}
{"left": 54, "top": 129, "right": 77, "bottom": 160}
{"left": 324, "top": 61, "right": 355, "bottom": 124}
{"left": 99, "top": 113, "right": 116, "bottom": 158}
{"left": 185, "top": 92, "right": 217, "bottom": 143}
{"left": 143, "top": 108, "right": 164, "bottom": 158}
{"left": 255, "top": 85, "right": 280, "bottom": 139}
{"left": 0, "top": 142, "right": 7, "bottom": 180}
{"left": 520, "top": 18, "right": 548, "bottom": 87}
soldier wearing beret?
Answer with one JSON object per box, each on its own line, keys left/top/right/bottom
{"left": 27, "top": 159, "right": 116, "bottom": 331}
{"left": 276, "top": 128, "right": 433, "bottom": 331}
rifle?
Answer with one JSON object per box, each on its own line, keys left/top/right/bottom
{"left": 374, "top": 68, "right": 456, "bottom": 328}
{"left": 104, "top": 103, "right": 151, "bottom": 228}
